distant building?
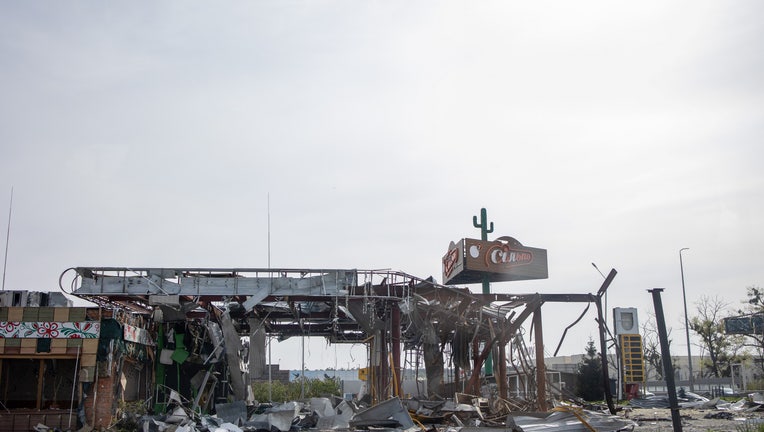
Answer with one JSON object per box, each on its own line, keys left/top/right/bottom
{"left": 251, "top": 364, "right": 291, "bottom": 384}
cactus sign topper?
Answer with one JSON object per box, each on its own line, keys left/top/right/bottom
{"left": 442, "top": 236, "right": 548, "bottom": 285}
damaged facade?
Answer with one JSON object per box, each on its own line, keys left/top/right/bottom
{"left": 43, "top": 268, "right": 616, "bottom": 427}
{"left": 0, "top": 292, "right": 103, "bottom": 430}
{"left": 0, "top": 260, "right": 618, "bottom": 431}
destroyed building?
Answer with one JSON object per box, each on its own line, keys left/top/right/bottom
{"left": 0, "top": 234, "right": 628, "bottom": 431}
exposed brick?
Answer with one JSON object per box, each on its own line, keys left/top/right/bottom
{"left": 83, "top": 364, "right": 116, "bottom": 429}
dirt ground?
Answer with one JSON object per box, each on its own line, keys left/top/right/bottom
{"left": 627, "top": 407, "right": 764, "bottom": 432}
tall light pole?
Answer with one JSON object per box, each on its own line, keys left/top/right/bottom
{"left": 680, "top": 247, "right": 694, "bottom": 391}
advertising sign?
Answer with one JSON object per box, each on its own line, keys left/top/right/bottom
{"left": 724, "top": 314, "right": 764, "bottom": 334}
{"left": 620, "top": 334, "right": 645, "bottom": 383}
{"left": 442, "top": 236, "right": 548, "bottom": 285}
{"left": 613, "top": 307, "right": 639, "bottom": 335}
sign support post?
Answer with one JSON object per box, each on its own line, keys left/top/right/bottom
{"left": 473, "top": 208, "right": 494, "bottom": 376}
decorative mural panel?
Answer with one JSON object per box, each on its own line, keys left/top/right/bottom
{"left": 0, "top": 321, "right": 101, "bottom": 338}
{"left": 123, "top": 323, "right": 155, "bottom": 346}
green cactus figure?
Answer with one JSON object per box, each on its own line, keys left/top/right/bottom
{"left": 472, "top": 208, "right": 494, "bottom": 241}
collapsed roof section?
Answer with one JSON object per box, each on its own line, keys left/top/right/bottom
{"left": 65, "top": 267, "right": 513, "bottom": 344}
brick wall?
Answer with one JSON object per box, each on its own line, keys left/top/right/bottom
{"left": 83, "top": 361, "right": 117, "bottom": 429}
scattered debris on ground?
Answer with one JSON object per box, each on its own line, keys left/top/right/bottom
{"left": 28, "top": 391, "right": 764, "bottom": 432}
{"left": 629, "top": 392, "right": 764, "bottom": 412}
{"left": 83, "top": 394, "right": 642, "bottom": 432}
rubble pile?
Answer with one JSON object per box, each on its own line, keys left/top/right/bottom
{"left": 93, "top": 394, "right": 636, "bottom": 432}
{"left": 629, "top": 391, "right": 764, "bottom": 412}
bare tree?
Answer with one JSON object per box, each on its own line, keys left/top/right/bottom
{"left": 690, "top": 295, "right": 746, "bottom": 378}
{"left": 641, "top": 312, "right": 671, "bottom": 380}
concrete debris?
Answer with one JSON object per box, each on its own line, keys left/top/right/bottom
{"left": 696, "top": 397, "right": 723, "bottom": 409}
{"left": 719, "top": 398, "right": 763, "bottom": 412}
{"left": 705, "top": 411, "right": 736, "bottom": 420}
{"left": 629, "top": 392, "right": 764, "bottom": 413}
{"left": 439, "top": 409, "right": 637, "bottom": 432}
{"left": 628, "top": 391, "right": 715, "bottom": 409}
{"left": 509, "top": 408, "right": 638, "bottom": 432}
{"left": 34, "top": 390, "right": 764, "bottom": 432}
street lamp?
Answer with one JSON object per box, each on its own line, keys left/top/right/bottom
{"left": 680, "top": 247, "right": 694, "bottom": 391}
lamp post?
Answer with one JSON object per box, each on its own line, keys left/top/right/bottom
{"left": 680, "top": 247, "right": 694, "bottom": 391}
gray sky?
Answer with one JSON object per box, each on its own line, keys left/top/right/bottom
{"left": 1, "top": 1, "right": 763, "bottom": 370}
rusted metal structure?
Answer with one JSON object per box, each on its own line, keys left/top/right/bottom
{"left": 61, "top": 266, "right": 617, "bottom": 411}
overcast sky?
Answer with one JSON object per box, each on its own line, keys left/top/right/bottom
{"left": 1, "top": 1, "right": 762, "bottom": 371}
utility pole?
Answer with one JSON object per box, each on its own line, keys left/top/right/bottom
{"left": 680, "top": 248, "right": 694, "bottom": 391}
{"left": 650, "top": 288, "right": 683, "bottom": 432}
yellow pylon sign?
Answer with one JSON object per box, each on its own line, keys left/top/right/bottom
{"left": 620, "top": 334, "right": 645, "bottom": 383}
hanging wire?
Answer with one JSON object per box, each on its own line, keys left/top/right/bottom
{"left": 553, "top": 302, "right": 592, "bottom": 357}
